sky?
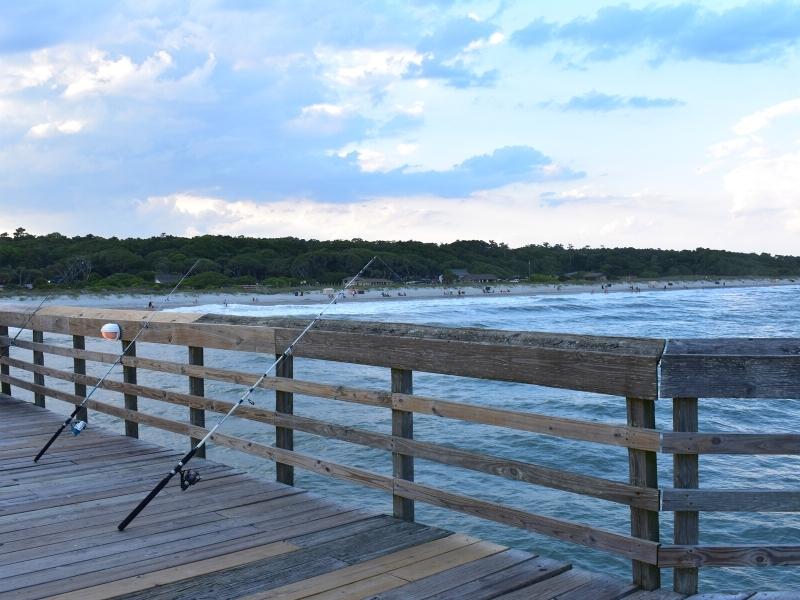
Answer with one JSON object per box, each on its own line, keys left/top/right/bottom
{"left": 1, "top": 0, "right": 799, "bottom": 253}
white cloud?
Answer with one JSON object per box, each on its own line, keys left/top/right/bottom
{"left": 63, "top": 49, "right": 175, "bottom": 97}
{"left": 26, "top": 120, "right": 86, "bottom": 138}
{"left": 724, "top": 149, "right": 800, "bottom": 233}
{"left": 315, "top": 47, "right": 423, "bottom": 87}
{"left": 733, "top": 97, "right": 800, "bottom": 136}
{"left": 133, "top": 186, "right": 796, "bottom": 253}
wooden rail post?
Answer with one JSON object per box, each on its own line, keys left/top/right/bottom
{"left": 673, "top": 397, "right": 699, "bottom": 595}
{"left": 121, "top": 340, "right": 138, "bottom": 438}
{"left": 32, "top": 330, "right": 45, "bottom": 407}
{"left": 188, "top": 346, "right": 206, "bottom": 458}
{"left": 626, "top": 397, "right": 661, "bottom": 590}
{"left": 73, "top": 335, "right": 87, "bottom": 423}
{"left": 0, "top": 326, "right": 10, "bottom": 396}
{"left": 275, "top": 353, "right": 294, "bottom": 485}
{"left": 392, "top": 368, "right": 414, "bottom": 522}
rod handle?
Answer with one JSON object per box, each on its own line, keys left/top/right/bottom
{"left": 118, "top": 470, "right": 175, "bottom": 531}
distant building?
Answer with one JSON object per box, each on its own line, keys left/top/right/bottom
{"left": 341, "top": 277, "right": 393, "bottom": 287}
{"left": 450, "top": 269, "right": 498, "bottom": 283}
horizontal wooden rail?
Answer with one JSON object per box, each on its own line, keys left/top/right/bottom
{"left": 0, "top": 355, "right": 659, "bottom": 509}
{"left": 0, "top": 306, "right": 664, "bottom": 398}
{"left": 0, "top": 375, "right": 659, "bottom": 564}
{"left": 658, "top": 545, "right": 800, "bottom": 567}
{"left": 0, "top": 336, "right": 661, "bottom": 452}
{"left": 662, "top": 489, "right": 800, "bottom": 512}
{"left": 661, "top": 432, "right": 800, "bottom": 455}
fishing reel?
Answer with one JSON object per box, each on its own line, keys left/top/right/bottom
{"left": 71, "top": 421, "right": 87, "bottom": 436}
{"left": 178, "top": 467, "right": 202, "bottom": 491}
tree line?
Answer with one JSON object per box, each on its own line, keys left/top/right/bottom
{"left": 1, "top": 228, "right": 798, "bottom": 291}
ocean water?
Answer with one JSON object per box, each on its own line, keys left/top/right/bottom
{"left": 7, "top": 284, "right": 800, "bottom": 593}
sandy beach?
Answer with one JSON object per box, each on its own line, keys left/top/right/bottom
{"left": 0, "top": 277, "right": 796, "bottom": 311}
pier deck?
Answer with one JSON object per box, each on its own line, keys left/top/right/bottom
{"left": 0, "top": 396, "right": 694, "bottom": 600}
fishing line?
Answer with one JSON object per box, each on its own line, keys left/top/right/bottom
{"left": 118, "top": 256, "right": 378, "bottom": 531}
{"left": 33, "top": 259, "right": 202, "bottom": 463}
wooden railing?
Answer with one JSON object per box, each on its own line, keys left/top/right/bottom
{"left": 1, "top": 306, "right": 799, "bottom": 595}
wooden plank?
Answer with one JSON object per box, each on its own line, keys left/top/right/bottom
{"left": 44, "top": 542, "right": 298, "bottom": 600}
{"left": 627, "top": 396, "right": 661, "bottom": 590}
{"left": 0, "top": 326, "right": 9, "bottom": 395}
{"left": 371, "top": 548, "right": 537, "bottom": 600}
{"left": 1, "top": 307, "right": 664, "bottom": 397}
{"left": 0, "top": 306, "right": 275, "bottom": 352}
{"left": 32, "top": 330, "right": 44, "bottom": 407}
{"left": 269, "top": 321, "right": 663, "bottom": 399}
{"left": 662, "top": 488, "right": 800, "bottom": 512}
{"left": 275, "top": 352, "right": 293, "bottom": 486}
{"left": 391, "top": 367, "right": 414, "bottom": 522}
{"left": 73, "top": 335, "right": 87, "bottom": 422}
{"left": 493, "top": 569, "right": 594, "bottom": 599}
{"left": 394, "top": 393, "right": 661, "bottom": 451}
{"left": 393, "top": 479, "right": 660, "bottom": 563}
{"left": 625, "top": 590, "right": 686, "bottom": 600}
{"left": 658, "top": 545, "right": 800, "bottom": 567}
{"left": 662, "top": 432, "right": 800, "bottom": 455}
{"left": 240, "top": 534, "right": 479, "bottom": 600}
{"left": 541, "top": 573, "right": 637, "bottom": 600}
{"left": 1, "top": 336, "right": 662, "bottom": 451}
{"left": 188, "top": 345, "right": 205, "bottom": 458}
{"left": 673, "top": 397, "right": 699, "bottom": 596}
{"left": 661, "top": 338, "right": 800, "bottom": 399}
{"left": 420, "top": 554, "right": 571, "bottom": 600}
{"left": 121, "top": 339, "right": 138, "bottom": 438}
{"left": 682, "top": 594, "right": 755, "bottom": 600}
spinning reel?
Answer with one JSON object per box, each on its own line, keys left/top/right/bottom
{"left": 178, "top": 467, "right": 202, "bottom": 491}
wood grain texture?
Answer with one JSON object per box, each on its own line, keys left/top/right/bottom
{"left": 659, "top": 544, "right": 800, "bottom": 567}
{"left": 0, "top": 306, "right": 664, "bottom": 397}
{"left": 661, "top": 338, "right": 800, "bottom": 398}
{"left": 662, "top": 488, "right": 800, "bottom": 512}
{"left": 32, "top": 330, "right": 44, "bottom": 407}
{"left": 391, "top": 368, "right": 414, "bottom": 522}
{"left": 0, "top": 326, "right": 9, "bottom": 396}
{"left": 188, "top": 345, "right": 206, "bottom": 458}
{"left": 121, "top": 339, "right": 138, "bottom": 438}
{"left": 673, "top": 397, "right": 699, "bottom": 595}
{"left": 73, "top": 335, "right": 88, "bottom": 422}
{"left": 662, "top": 432, "right": 800, "bottom": 455}
{"left": 627, "top": 397, "right": 661, "bottom": 590}
{"left": 275, "top": 352, "right": 294, "bottom": 486}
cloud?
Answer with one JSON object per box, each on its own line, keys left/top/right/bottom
{"left": 733, "top": 97, "right": 800, "bottom": 135}
{"left": 26, "top": 120, "right": 85, "bottom": 138}
{"left": 550, "top": 91, "right": 684, "bottom": 112}
{"left": 512, "top": 1, "right": 800, "bottom": 64}
{"left": 724, "top": 149, "right": 800, "bottom": 232}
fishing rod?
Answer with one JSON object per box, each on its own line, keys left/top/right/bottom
{"left": 3, "top": 293, "right": 52, "bottom": 347}
{"left": 33, "top": 259, "right": 201, "bottom": 463}
{"left": 118, "top": 256, "right": 378, "bottom": 531}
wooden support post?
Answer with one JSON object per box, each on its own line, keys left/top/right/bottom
{"left": 392, "top": 368, "right": 414, "bottom": 522}
{"left": 0, "top": 326, "right": 9, "bottom": 396}
{"left": 188, "top": 346, "right": 205, "bottom": 458}
{"left": 32, "top": 330, "right": 45, "bottom": 407}
{"left": 73, "top": 335, "right": 87, "bottom": 423}
{"left": 275, "top": 353, "right": 294, "bottom": 486}
{"left": 626, "top": 397, "right": 661, "bottom": 590}
{"left": 121, "top": 340, "right": 138, "bottom": 438}
{"left": 673, "top": 397, "right": 699, "bottom": 595}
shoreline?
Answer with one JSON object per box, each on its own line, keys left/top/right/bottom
{"left": 0, "top": 277, "right": 796, "bottom": 311}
